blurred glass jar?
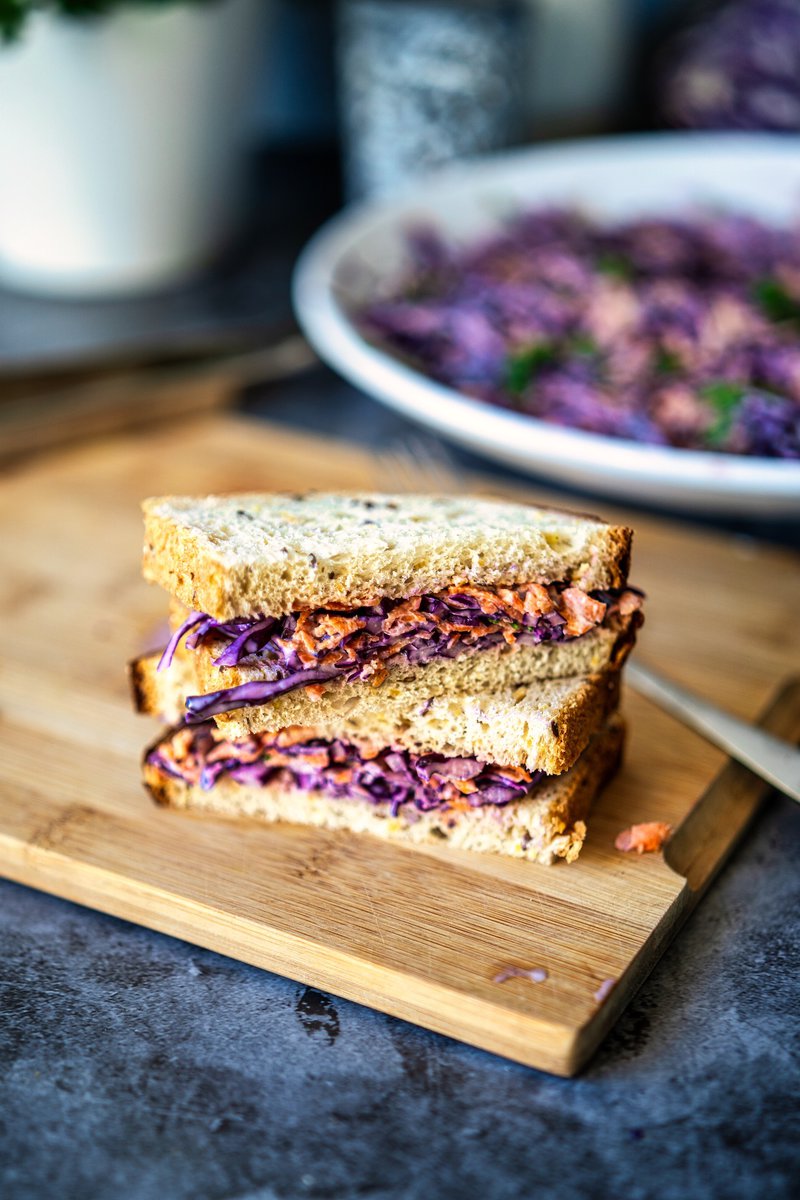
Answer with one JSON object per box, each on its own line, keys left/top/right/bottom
{"left": 0, "top": 0, "right": 272, "bottom": 297}
{"left": 337, "top": 0, "right": 526, "bottom": 199}
{"left": 522, "top": 0, "right": 634, "bottom": 136}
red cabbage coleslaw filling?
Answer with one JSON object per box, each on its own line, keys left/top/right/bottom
{"left": 359, "top": 209, "right": 800, "bottom": 458}
{"left": 148, "top": 722, "right": 543, "bottom": 816}
{"left": 158, "top": 581, "right": 643, "bottom": 723}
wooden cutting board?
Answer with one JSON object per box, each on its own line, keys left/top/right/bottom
{"left": 1, "top": 414, "right": 798, "bottom": 1076}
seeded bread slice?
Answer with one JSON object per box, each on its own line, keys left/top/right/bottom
{"left": 142, "top": 492, "right": 632, "bottom": 619}
{"left": 130, "top": 644, "right": 621, "bottom": 776}
{"left": 130, "top": 605, "right": 637, "bottom": 744}
{"left": 144, "top": 716, "right": 624, "bottom": 866}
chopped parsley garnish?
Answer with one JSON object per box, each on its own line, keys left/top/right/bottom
{"left": 655, "top": 348, "right": 683, "bottom": 375}
{"left": 505, "top": 342, "right": 558, "bottom": 395}
{"left": 596, "top": 252, "right": 633, "bottom": 281}
{"left": 753, "top": 278, "right": 800, "bottom": 325}
{"left": 700, "top": 381, "right": 746, "bottom": 447}
{"left": 505, "top": 334, "right": 600, "bottom": 396}
{"left": 570, "top": 333, "right": 600, "bottom": 357}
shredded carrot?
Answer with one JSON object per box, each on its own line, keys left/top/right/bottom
{"left": 615, "top": 821, "right": 672, "bottom": 854}
{"left": 206, "top": 740, "right": 261, "bottom": 764}
{"left": 358, "top": 743, "right": 383, "bottom": 760}
{"left": 495, "top": 764, "right": 533, "bottom": 784}
{"left": 443, "top": 796, "right": 475, "bottom": 814}
{"left": 450, "top": 585, "right": 508, "bottom": 614}
{"left": 496, "top": 587, "right": 525, "bottom": 616}
{"left": 559, "top": 587, "right": 607, "bottom": 637}
{"left": 524, "top": 583, "right": 555, "bottom": 616}
{"left": 291, "top": 749, "right": 330, "bottom": 769}
{"left": 294, "top": 623, "right": 320, "bottom": 658}
{"left": 312, "top": 614, "right": 363, "bottom": 644}
{"left": 383, "top": 604, "right": 430, "bottom": 633}
{"left": 274, "top": 726, "right": 320, "bottom": 748}
{"left": 172, "top": 728, "right": 195, "bottom": 757}
{"left": 226, "top": 579, "right": 619, "bottom": 687}
{"left": 330, "top": 768, "right": 354, "bottom": 784}
{"left": 617, "top": 590, "right": 645, "bottom": 617}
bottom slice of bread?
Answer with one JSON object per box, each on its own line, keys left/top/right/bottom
{"left": 144, "top": 715, "right": 624, "bottom": 866}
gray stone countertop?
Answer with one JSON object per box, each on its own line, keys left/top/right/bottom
{"left": 3, "top": 793, "right": 797, "bottom": 1200}
{"left": 2, "top": 376, "right": 798, "bottom": 1199}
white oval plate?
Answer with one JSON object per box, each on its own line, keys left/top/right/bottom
{"left": 293, "top": 134, "right": 800, "bottom": 515}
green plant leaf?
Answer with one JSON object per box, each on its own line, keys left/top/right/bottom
{"left": 569, "top": 332, "right": 599, "bottom": 357}
{"left": 700, "top": 380, "right": 746, "bottom": 447}
{"left": 753, "top": 277, "right": 800, "bottom": 325}
{"left": 505, "top": 342, "right": 558, "bottom": 395}
{"left": 0, "top": 0, "right": 28, "bottom": 41}
{"left": 1, "top": 0, "right": 217, "bottom": 42}
{"left": 654, "top": 348, "right": 683, "bottom": 375}
{"left": 596, "top": 252, "right": 633, "bottom": 281}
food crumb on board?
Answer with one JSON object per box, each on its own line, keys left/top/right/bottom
{"left": 594, "top": 978, "right": 617, "bottom": 1003}
{"left": 493, "top": 965, "right": 548, "bottom": 985}
{"left": 615, "top": 821, "right": 672, "bottom": 854}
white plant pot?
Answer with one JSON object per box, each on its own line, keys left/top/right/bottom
{"left": 0, "top": 0, "right": 270, "bottom": 296}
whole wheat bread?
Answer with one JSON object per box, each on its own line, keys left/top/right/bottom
{"left": 142, "top": 492, "right": 632, "bottom": 619}
{"left": 130, "top": 646, "right": 621, "bottom": 775}
{"left": 144, "top": 716, "right": 624, "bottom": 866}
{"left": 131, "top": 605, "right": 636, "bottom": 743}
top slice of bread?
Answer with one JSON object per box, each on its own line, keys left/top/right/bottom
{"left": 142, "top": 492, "right": 632, "bottom": 619}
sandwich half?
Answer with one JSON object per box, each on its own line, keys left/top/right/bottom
{"left": 138, "top": 492, "right": 642, "bottom": 735}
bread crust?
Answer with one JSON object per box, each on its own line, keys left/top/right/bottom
{"left": 143, "top": 717, "right": 624, "bottom": 866}
{"left": 142, "top": 492, "right": 633, "bottom": 619}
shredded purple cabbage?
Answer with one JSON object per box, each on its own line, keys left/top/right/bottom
{"left": 358, "top": 208, "right": 800, "bottom": 458}
{"left": 185, "top": 669, "right": 340, "bottom": 721}
{"left": 149, "top": 723, "right": 542, "bottom": 816}
{"left": 161, "top": 586, "right": 590, "bottom": 724}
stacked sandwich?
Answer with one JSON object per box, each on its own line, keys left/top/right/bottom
{"left": 131, "top": 493, "right": 643, "bottom": 864}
